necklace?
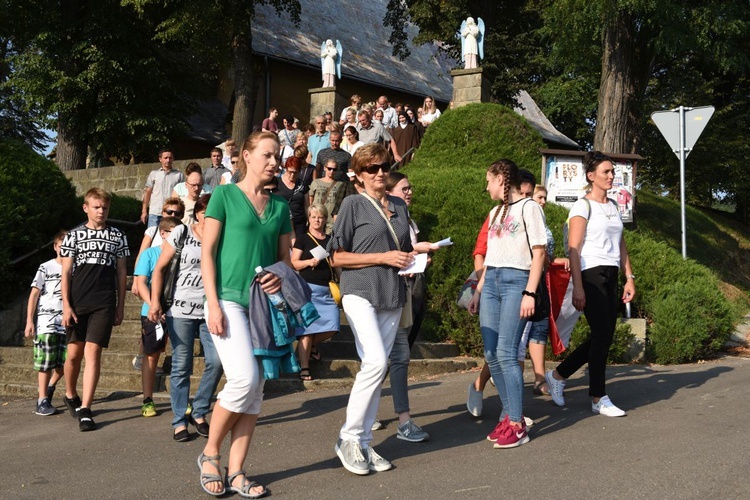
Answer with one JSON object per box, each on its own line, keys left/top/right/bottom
{"left": 597, "top": 199, "right": 617, "bottom": 220}
{"left": 240, "top": 186, "right": 269, "bottom": 216}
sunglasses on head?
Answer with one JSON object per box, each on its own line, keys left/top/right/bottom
{"left": 165, "top": 209, "right": 183, "bottom": 217}
{"left": 362, "top": 162, "right": 391, "bottom": 175}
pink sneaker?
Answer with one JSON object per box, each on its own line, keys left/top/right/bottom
{"left": 486, "top": 415, "right": 509, "bottom": 442}
{"left": 493, "top": 420, "right": 530, "bottom": 449}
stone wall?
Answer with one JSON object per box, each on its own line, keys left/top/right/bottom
{"left": 64, "top": 159, "right": 212, "bottom": 200}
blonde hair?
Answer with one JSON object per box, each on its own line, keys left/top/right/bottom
{"left": 236, "top": 131, "right": 280, "bottom": 182}
{"left": 308, "top": 203, "right": 329, "bottom": 218}
{"left": 84, "top": 187, "right": 111, "bottom": 205}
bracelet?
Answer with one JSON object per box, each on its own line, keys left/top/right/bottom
{"left": 626, "top": 274, "right": 636, "bottom": 281}
{"left": 522, "top": 290, "right": 537, "bottom": 299}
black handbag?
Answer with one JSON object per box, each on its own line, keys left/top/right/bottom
{"left": 159, "top": 224, "right": 188, "bottom": 312}
{"left": 521, "top": 200, "right": 551, "bottom": 322}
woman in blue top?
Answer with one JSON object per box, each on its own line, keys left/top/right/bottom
{"left": 198, "top": 131, "right": 292, "bottom": 498}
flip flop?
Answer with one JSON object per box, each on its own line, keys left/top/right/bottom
{"left": 299, "top": 368, "right": 313, "bottom": 381}
{"left": 310, "top": 346, "right": 321, "bottom": 361}
{"left": 533, "top": 382, "right": 550, "bottom": 396}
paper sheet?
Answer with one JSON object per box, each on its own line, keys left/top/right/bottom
{"left": 310, "top": 245, "right": 329, "bottom": 260}
{"left": 434, "top": 237, "right": 453, "bottom": 247}
{"left": 398, "top": 253, "right": 428, "bottom": 275}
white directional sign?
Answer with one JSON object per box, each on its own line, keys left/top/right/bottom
{"left": 652, "top": 106, "right": 715, "bottom": 158}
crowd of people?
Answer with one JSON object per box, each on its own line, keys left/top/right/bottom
{"left": 24, "top": 90, "right": 636, "bottom": 496}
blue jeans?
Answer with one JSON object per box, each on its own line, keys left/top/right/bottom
{"left": 166, "top": 317, "right": 223, "bottom": 429}
{"left": 388, "top": 327, "right": 411, "bottom": 415}
{"left": 479, "top": 267, "right": 529, "bottom": 423}
{"left": 147, "top": 214, "right": 162, "bottom": 229}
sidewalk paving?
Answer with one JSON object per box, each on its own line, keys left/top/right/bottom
{"left": 2, "top": 355, "right": 749, "bottom": 499}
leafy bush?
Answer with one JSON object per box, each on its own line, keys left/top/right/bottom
{"left": 0, "top": 139, "right": 78, "bottom": 306}
{"left": 404, "top": 103, "right": 547, "bottom": 354}
{"left": 404, "top": 104, "right": 740, "bottom": 363}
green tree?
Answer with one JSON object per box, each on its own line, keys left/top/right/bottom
{"left": 128, "top": 0, "right": 301, "bottom": 144}
{"left": 0, "top": 38, "right": 49, "bottom": 151}
{"left": 2, "top": 0, "right": 212, "bottom": 170}
{"left": 384, "top": 0, "right": 542, "bottom": 104}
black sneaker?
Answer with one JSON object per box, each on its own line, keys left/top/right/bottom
{"left": 63, "top": 395, "right": 82, "bottom": 418}
{"left": 78, "top": 407, "right": 96, "bottom": 432}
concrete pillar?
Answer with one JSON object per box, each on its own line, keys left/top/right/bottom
{"left": 450, "top": 68, "right": 491, "bottom": 108}
{"left": 625, "top": 318, "right": 647, "bottom": 363}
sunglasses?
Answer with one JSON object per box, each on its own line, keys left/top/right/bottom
{"left": 324, "top": 166, "right": 336, "bottom": 171}
{"left": 165, "top": 209, "right": 184, "bottom": 217}
{"left": 286, "top": 170, "right": 299, "bottom": 174}
{"left": 363, "top": 162, "right": 391, "bottom": 175}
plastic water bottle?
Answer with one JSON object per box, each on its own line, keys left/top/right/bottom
{"left": 255, "top": 266, "right": 286, "bottom": 311}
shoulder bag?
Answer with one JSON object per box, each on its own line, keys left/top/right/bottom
{"left": 521, "top": 199, "right": 551, "bottom": 322}
{"left": 360, "top": 194, "right": 413, "bottom": 329}
{"left": 159, "top": 224, "right": 189, "bottom": 313}
{"left": 307, "top": 232, "right": 341, "bottom": 306}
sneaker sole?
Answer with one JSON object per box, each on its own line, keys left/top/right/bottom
{"left": 368, "top": 462, "right": 393, "bottom": 472}
{"left": 143, "top": 412, "right": 157, "bottom": 417}
{"left": 592, "top": 408, "right": 626, "bottom": 417}
{"left": 493, "top": 435, "right": 530, "bottom": 449}
{"left": 35, "top": 410, "right": 57, "bottom": 416}
{"left": 334, "top": 444, "right": 370, "bottom": 476}
{"left": 396, "top": 433, "right": 428, "bottom": 443}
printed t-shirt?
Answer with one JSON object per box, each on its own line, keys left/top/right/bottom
{"left": 569, "top": 197, "right": 622, "bottom": 270}
{"left": 134, "top": 246, "right": 162, "bottom": 317}
{"left": 484, "top": 199, "right": 546, "bottom": 270}
{"left": 165, "top": 224, "right": 204, "bottom": 319}
{"left": 30, "top": 259, "right": 64, "bottom": 334}
{"left": 205, "top": 184, "right": 292, "bottom": 306}
{"left": 60, "top": 224, "right": 130, "bottom": 308}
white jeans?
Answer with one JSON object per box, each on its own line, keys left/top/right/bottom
{"left": 206, "top": 300, "right": 265, "bottom": 414}
{"left": 339, "top": 294, "right": 401, "bottom": 447}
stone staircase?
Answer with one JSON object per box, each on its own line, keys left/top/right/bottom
{"left": 0, "top": 279, "right": 480, "bottom": 400}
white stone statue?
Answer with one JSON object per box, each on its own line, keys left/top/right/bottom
{"left": 460, "top": 17, "right": 485, "bottom": 69}
{"left": 320, "top": 39, "right": 342, "bottom": 87}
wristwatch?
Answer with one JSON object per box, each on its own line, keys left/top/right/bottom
{"left": 626, "top": 274, "right": 636, "bottom": 281}
{"left": 522, "top": 290, "right": 538, "bottom": 299}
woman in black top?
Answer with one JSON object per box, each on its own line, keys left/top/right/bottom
{"left": 274, "top": 156, "right": 309, "bottom": 240}
{"left": 290, "top": 204, "right": 339, "bottom": 380}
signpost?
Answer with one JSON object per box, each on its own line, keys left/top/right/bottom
{"left": 651, "top": 106, "right": 715, "bottom": 259}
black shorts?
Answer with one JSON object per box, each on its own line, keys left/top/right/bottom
{"left": 67, "top": 305, "right": 115, "bottom": 348}
{"left": 140, "top": 316, "right": 168, "bottom": 355}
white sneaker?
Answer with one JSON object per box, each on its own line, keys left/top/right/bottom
{"left": 523, "top": 416, "right": 534, "bottom": 428}
{"left": 364, "top": 446, "right": 393, "bottom": 472}
{"left": 466, "top": 383, "right": 483, "bottom": 417}
{"left": 371, "top": 420, "right": 383, "bottom": 431}
{"left": 592, "top": 395, "right": 626, "bottom": 417}
{"left": 545, "top": 370, "right": 566, "bottom": 407}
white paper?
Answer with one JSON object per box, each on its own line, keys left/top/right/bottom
{"left": 346, "top": 171, "right": 356, "bottom": 178}
{"left": 310, "top": 245, "right": 329, "bottom": 260}
{"left": 399, "top": 253, "right": 428, "bottom": 275}
{"left": 155, "top": 322, "right": 164, "bottom": 341}
{"left": 434, "top": 237, "right": 453, "bottom": 247}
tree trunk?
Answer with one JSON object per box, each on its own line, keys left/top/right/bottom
{"left": 593, "top": 9, "right": 652, "bottom": 155}
{"left": 231, "top": 28, "right": 257, "bottom": 145}
{"left": 55, "top": 115, "right": 87, "bottom": 171}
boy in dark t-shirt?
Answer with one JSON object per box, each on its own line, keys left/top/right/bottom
{"left": 61, "top": 187, "right": 130, "bottom": 432}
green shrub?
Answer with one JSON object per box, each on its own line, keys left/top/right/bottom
{"left": 0, "top": 139, "right": 78, "bottom": 306}
{"left": 404, "top": 103, "right": 547, "bottom": 355}
{"left": 403, "top": 104, "right": 740, "bottom": 364}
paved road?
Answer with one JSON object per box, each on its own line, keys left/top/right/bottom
{"left": 2, "top": 356, "right": 749, "bottom": 499}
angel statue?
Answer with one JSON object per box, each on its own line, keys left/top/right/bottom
{"left": 460, "top": 17, "right": 485, "bottom": 69}
{"left": 321, "top": 39, "right": 342, "bottom": 87}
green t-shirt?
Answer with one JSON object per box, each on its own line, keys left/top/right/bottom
{"left": 205, "top": 184, "right": 292, "bottom": 306}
